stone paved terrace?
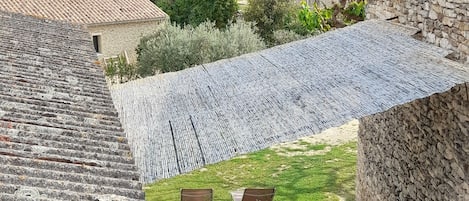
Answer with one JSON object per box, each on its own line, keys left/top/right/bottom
{"left": 111, "top": 20, "right": 469, "bottom": 183}
{"left": 0, "top": 11, "right": 144, "bottom": 200}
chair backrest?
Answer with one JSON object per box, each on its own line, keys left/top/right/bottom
{"left": 241, "top": 188, "right": 275, "bottom": 201}
{"left": 180, "top": 188, "right": 213, "bottom": 201}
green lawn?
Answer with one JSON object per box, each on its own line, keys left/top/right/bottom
{"left": 145, "top": 141, "right": 357, "bottom": 201}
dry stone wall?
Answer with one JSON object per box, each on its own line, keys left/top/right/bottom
{"left": 357, "top": 83, "right": 469, "bottom": 200}
{"left": 367, "top": 0, "right": 469, "bottom": 63}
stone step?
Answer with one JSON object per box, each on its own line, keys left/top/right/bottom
{"left": 0, "top": 183, "right": 143, "bottom": 200}
{"left": 0, "top": 164, "right": 141, "bottom": 190}
{"left": 0, "top": 173, "right": 144, "bottom": 199}
{"left": 0, "top": 94, "right": 121, "bottom": 122}
{"left": 0, "top": 127, "right": 131, "bottom": 152}
{"left": 0, "top": 155, "right": 139, "bottom": 181}
{"left": 1, "top": 106, "right": 124, "bottom": 133}
{"left": 0, "top": 122, "right": 129, "bottom": 145}
{"left": 0, "top": 147, "right": 137, "bottom": 172}
{"left": 0, "top": 141, "right": 135, "bottom": 165}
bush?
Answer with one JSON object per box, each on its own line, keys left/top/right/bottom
{"left": 104, "top": 54, "right": 138, "bottom": 84}
{"left": 243, "top": 0, "right": 297, "bottom": 44}
{"left": 297, "top": 1, "right": 334, "bottom": 33}
{"left": 296, "top": 0, "right": 366, "bottom": 33}
{"left": 154, "top": 0, "right": 238, "bottom": 28}
{"left": 137, "top": 21, "right": 265, "bottom": 75}
{"left": 272, "top": 29, "right": 308, "bottom": 45}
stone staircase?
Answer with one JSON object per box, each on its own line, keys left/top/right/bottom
{"left": 0, "top": 11, "right": 144, "bottom": 200}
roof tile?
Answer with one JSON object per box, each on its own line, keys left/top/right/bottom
{"left": 0, "top": 0, "right": 167, "bottom": 25}
{"left": 0, "top": 11, "right": 144, "bottom": 200}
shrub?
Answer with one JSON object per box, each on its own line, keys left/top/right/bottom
{"left": 343, "top": 0, "right": 366, "bottom": 23}
{"left": 243, "top": 0, "right": 297, "bottom": 44}
{"left": 154, "top": 0, "right": 238, "bottom": 28}
{"left": 272, "top": 29, "right": 308, "bottom": 45}
{"left": 137, "top": 21, "right": 265, "bottom": 75}
{"left": 104, "top": 54, "right": 138, "bottom": 84}
{"left": 297, "top": 1, "right": 334, "bottom": 33}
{"left": 296, "top": 0, "right": 366, "bottom": 33}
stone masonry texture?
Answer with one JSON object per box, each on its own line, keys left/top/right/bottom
{"left": 367, "top": 0, "right": 469, "bottom": 64}
{"left": 357, "top": 83, "right": 469, "bottom": 200}
{"left": 87, "top": 20, "right": 166, "bottom": 62}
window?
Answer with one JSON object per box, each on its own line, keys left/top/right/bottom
{"left": 92, "top": 35, "right": 101, "bottom": 53}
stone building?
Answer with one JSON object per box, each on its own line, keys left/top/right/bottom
{"left": 0, "top": 0, "right": 168, "bottom": 62}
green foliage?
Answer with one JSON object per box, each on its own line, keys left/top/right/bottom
{"left": 154, "top": 0, "right": 238, "bottom": 28}
{"left": 145, "top": 141, "right": 357, "bottom": 201}
{"left": 297, "top": 1, "right": 333, "bottom": 33}
{"left": 137, "top": 21, "right": 265, "bottom": 75}
{"left": 343, "top": 0, "right": 367, "bottom": 23}
{"left": 272, "top": 29, "right": 307, "bottom": 45}
{"left": 104, "top": 54, "right": 138, "bottom": 84}
{"left": 296, "top": 0, "right": 366, "bottom": 33}
{"left": 243, "top": 0, "right": 297, "bottom": 44}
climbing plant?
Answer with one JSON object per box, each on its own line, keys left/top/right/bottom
{"left": 296, "top": 0, "right": 366, "bottom": 33}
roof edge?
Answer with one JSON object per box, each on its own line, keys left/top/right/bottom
{"left": 86, "top": 16, "right": 169, "bottom": 27}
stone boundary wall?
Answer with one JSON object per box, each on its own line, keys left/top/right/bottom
{"left": 357, "top": 83, "right": 469, "bottom": 200}
{"left": 367, "top": 0, "right": 469, "bottom": 63}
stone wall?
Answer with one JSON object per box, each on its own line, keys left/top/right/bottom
{"left": 367, "top": 0, "right": 469, "bottom": 63}
{"left": 87, "top": 20, "right": 166, "bottom": 62}
{"left": 357, "top": 83, "right": 469, "bottom": 200}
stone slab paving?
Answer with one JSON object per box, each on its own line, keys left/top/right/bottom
{"left": 111, "top": 20, "right": 469, "bottom": 183}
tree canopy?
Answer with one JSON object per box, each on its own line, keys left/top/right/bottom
{"left": 154, "top": 0, "right": 238, "bottom": 28}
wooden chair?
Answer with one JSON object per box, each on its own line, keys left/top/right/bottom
{"left": 241, "top": 188, "right": 275, "bottom": 201}
{"left": 180, "top": 188, "right": 213, "bottom": 201}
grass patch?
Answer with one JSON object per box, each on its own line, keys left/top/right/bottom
{"left": 145, "top": 141, "right": 357, "bottom": 201}
{"left": 307, "top": 144, "right": 328, "bottom": 151}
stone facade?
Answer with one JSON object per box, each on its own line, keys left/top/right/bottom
{"left": 367, "top": 0, "right": 469, "bottom": 63}
{"left": 357, "top": 83, "right": 469, "bottom": 200}
{"left": 87, "top": 20, "right": 166, "bottom": 62}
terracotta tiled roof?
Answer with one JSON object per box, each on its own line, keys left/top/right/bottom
{"left": 0, "top": 11, "right": 144, "bottom": 200}
{"left": 0, "top": 0, "right": 167, "bottom": 25}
